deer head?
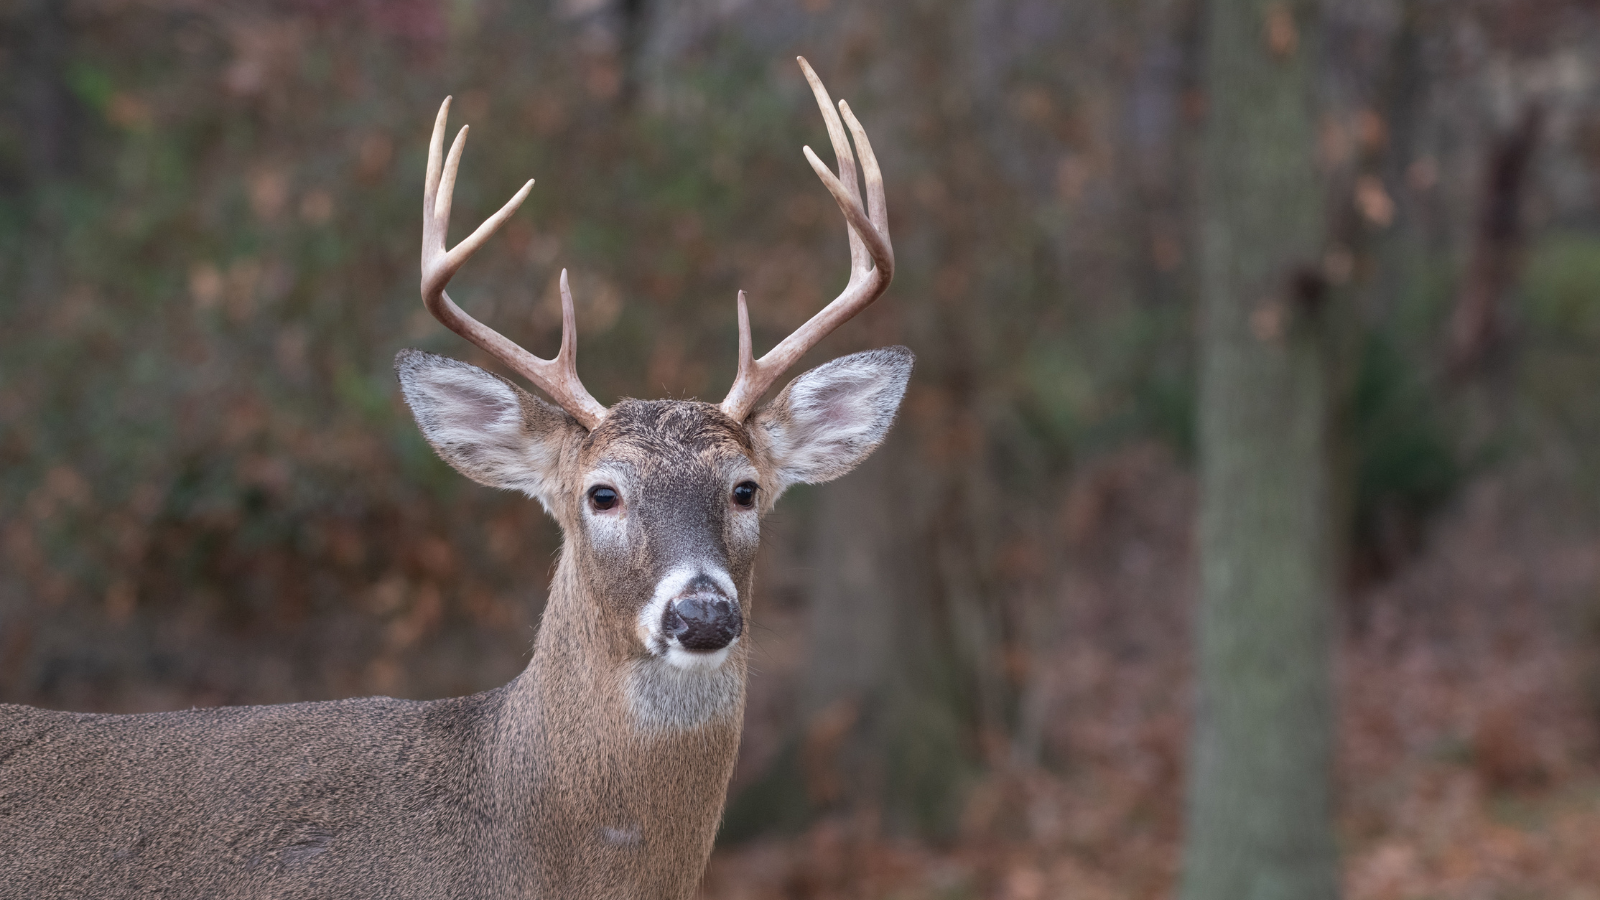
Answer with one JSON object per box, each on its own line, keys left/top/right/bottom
{"left": 396, "top": 58, "right": 908, "bottom": 699}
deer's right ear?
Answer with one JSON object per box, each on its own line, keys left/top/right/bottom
{"left": 749, "top": 346, "right": 913, "bottom": 499}
{"left": 396, "top": 349, "right": 577, "bottom": 510}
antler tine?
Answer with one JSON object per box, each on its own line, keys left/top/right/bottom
{"left": 419, "top": 98, "right": 608, "bottom": 431}
{"left": 720, "top": 58, "right": 895, "bottom": 422}
{"left": 799, "top": 58, "right": 868, "bottom": 275}
{"left": 840, "top": 99, "right": 889, "bottom": 243}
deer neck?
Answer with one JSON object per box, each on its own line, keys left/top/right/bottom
{"left": 487, "top": 545, "right": 747, "bottom": 890}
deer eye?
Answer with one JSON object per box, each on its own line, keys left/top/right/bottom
{"left": 732, "top": 482, "right": 758, "bottom": 509}
{"left": 588, "top": 485, "right": 620, "bottom": 511}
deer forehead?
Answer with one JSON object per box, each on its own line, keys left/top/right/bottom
{"left": 578, "top": 400, "right": 758, "bottom": 482}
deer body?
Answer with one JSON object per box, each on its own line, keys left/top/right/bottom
{"left": 2, "top": 652, "right": 737, "bottom": 899}
{"left": 3, "top": 694, "right": 515, "bottom": 898}
{"left": 0, "top": 59, "right": 905, "bottom": 899}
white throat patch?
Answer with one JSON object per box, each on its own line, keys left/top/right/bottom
{"left": 625, "top": 657, "right": 743, "bottom": 732}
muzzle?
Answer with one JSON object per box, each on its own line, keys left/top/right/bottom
{"left": 661, "top": 593, "right": 742, "bottom": 653}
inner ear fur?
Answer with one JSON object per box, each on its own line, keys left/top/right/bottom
{"left": 395, "top": 349, "right": 579, "bottom": 511}
{"left": 750, "top": 346, "right": 913, "bottom": 496}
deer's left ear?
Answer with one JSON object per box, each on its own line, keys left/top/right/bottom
{"left": 749, "top": 346, "right": 913, "bottom": 498}
{"left": 395, "top": 349, "right": 580, "bottom": 514}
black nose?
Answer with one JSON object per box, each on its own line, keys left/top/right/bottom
{"left": 662, "top": 595, "right": 742, "bottom": 652}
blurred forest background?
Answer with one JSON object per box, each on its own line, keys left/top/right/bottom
{"left": 6, "top": 0, "right": 1600, "bottom": 897}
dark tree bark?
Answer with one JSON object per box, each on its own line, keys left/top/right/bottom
{"left": 1447, "top": 103, "right": 1542, "bottom": 379}
{"left": 15, "top": 0, "right": 80, "bottom": 182}
{"left": 798, "top": 434, "right": 988, "bottom": 836}
{"left": 1180, "top": 2, "right": 1341, "bottom": 898}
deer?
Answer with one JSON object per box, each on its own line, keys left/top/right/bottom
{"left": 0, "top": 58, "right": 907, "bottom": 899}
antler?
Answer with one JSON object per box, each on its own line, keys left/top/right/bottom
{"left": 421, "top": 97, "right": 608, "bottom": 430}
{"left": 719, "top": 57, "right": 895, "bottom": 422}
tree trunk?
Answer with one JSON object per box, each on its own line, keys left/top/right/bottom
{"left": 798, "top": 434, "right": 984, "bottom": 836}
{"left": 1180, "top": 2, "right": 1341, "bottom": 899}
{"left": 16, "top": 0, "right": 80, "bottom": 183}
{"left": 1447, "top": 103, "right": 1542, "bottom": 379}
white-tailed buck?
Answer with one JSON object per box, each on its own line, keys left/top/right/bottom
{"left": 0, "top": 58, "right": 908, "bottom": 898}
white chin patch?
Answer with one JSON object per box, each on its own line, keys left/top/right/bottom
{"left": 665, "top": 642, "right": 734, "bottom": 672}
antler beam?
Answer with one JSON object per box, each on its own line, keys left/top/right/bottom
{"left": 420, "top": 98, "right": 608, "bottom": 430}
{"left": 719, "top": 57, "right": 895, "bottom": 422}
